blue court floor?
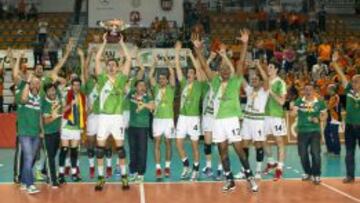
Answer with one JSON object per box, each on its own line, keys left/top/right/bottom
{"left": 0, "top": 140, "right": 358, "bottom": 183}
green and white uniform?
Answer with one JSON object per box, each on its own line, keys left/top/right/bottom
{"left": 202, "top": 83, "right": 215, "bottom": 134}
{"left": 97, "top": 73, "right": 128, "bottom": 141}
{"left": 152, "top": 83, "right": 175, "bottom": 138}
{"left": 241, "top": 85, "right": 269, "bottom": 141}
{"left": 264, "top": 76, "right": 288, "bottom": 136}
{"left": 84, "top": 77, "right": 100, "bottom": 136}
{"left": 211, "top": 75, "right": 244, "bottom": 143}
{"left": 176, "top": 79, "right": 204, "bottom": 141}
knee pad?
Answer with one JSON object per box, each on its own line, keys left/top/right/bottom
{"left": 96, "top": 147, "right": 105, "bottom": 159}
{"left": 116, "top": 147, "right": 126, "bottom": 159}
{"left": 105, "top": 148, "right": 113, "bottom": 158}
{"left": 87, "top": 148, "right": 95, "bottom": 158}
{"left": 256, "top": 148, "right": 264, "bottom": 162}
{"left": 204, "top": 144, "right": 212, "bottom": 155}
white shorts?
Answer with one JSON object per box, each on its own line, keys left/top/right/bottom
{"left": 264, "top": 116, "right": 288, "bottom": 137}
{"left": 202, "top": 114, "right": 215, "bottom": 134}
{"left": 97, "top": 114, "right": 125, "bottom": 141}
{"left": 176, "top": 115, "right": 201, "bottom": 141}
{"left": 86, "top": 114, "right": 99, "bottom": 136}
{"left": 241, "top": 119, "right": 266, "bottom": 142}
{"left": 153, "top": 118, "right": 175, "bottom": 139}
{"left": 61, "top": 128, "right": 81, "bottom": 141}
{"left": 123, "top": 110, "right": 130, "bottom": 129}
{"left": 213, "top": 117, "right": 242, "bottom": 143}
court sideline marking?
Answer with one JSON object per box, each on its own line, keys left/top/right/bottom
{"left": 140, "top": 182, "right": 146, "bottom": 203}
{"left": 321, "top": 182, "right": 360, "bottom": 203}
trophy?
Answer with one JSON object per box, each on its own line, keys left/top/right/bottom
{"left": 98, "top": 18, "right": 130, "bottom": 43}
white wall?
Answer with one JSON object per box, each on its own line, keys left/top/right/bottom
{"left": 29, "top": 0, "right": 86, "bottom": 12}
{"left": 88, "top": 0, "right": 184, "bottom": 27}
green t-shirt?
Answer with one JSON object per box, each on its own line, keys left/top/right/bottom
{"left": 295, "top": 97, "right": 327, "bottom": 133}
{"left": 15, "top": 80, "right": 41, "bottom": 137}
{"left": 129, "top": 91, "right": 153, "bottom": 128}
{"left": 84, "top": 77, "right": 100, "bottom": 114}
{"left": 153, "top": 84, "right": 174, "bottom": 119}
{"left": 123, "top": 78, "right": 137, "bottom": 112}
{"left": 179, "top": 79, "right": 204, "bottom": 116}
{"left": 211, "top": 75, "right": 243, "bottom": 119}
{"left": 345, "top": 84, "right": 360, "bottom": 125}
{"left": 39, "top": 76, "right": 53, "bottom": 97}
{"left": 41, "top": 96, "right": 62, "bottom": 134}
{"left": 265, "top": 77, "right": 287, "bottom": 118}
{"left": 97, "top": 73, "right": 128, "bottom": 115}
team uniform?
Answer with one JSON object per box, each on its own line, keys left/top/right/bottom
{"left": 176, "top": 79, "right": 204, "bottom": 141}
{"left": 201, "top": 83, "right": 215, "bottom": 134}
{"left": 96, "top": 73, "right": 128, "bottom": 141}
{"left": 264, "top": 77, "right": 288, "bottom": 136}
{"left": 211, "top": 75, "right": 244, "bottom": 143}
{"left": 152, "top": 84, "right": 175, "bottom": 138}
{"left": 84, "top": 77, "right": 100, "bottom": 136}
{"left": 241, "top": 86, "right": 269, "bottom": 142}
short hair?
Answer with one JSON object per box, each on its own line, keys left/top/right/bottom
{"left": 268, "top": 59, "right": 281, "bottom": 71}
{"left": 106, "top": 58, "right": 119, "bottom": 67}
{"left": 43, "top": 83, "right": 57, "bottom": 93}
{"left": 71, "top": 77, "right": 82, "bottom": 85}
{"left": 135, "top": 79, "right": 146, "bottom": 87}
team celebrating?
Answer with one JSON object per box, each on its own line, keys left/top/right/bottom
{"left": 10, "top": 28, "right": 360, "bottom": 195}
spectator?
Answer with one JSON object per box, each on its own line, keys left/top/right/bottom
{"left": 318, "top": 5, "right": 326, "bottom": 32}
{"left": 324, "top": 84, "right": 341, "bottom": 156}
{"left": 268, "top": 8, "right": 277, "bottom": 31}
{"left": 27, "top": 3, "right": 38, "bottom": 21}
{"left": 17, "top": 0, "right": 26, "bottom": 20}
{"left": 151, "top": 17, "right": 161, "bottom": 33}
{"left": 257, "top": 8, "right": 267, "bottom": 32}
{"left": 318, "top": 39, "right": 332, "bottom": 65}
{"left": 38, "top": 21, "right": 49, "bottom": 44}
{"left": 46, "top": 33, "right": 61, "bottom": 68}
{"left": 8, "top": 84, "right": 17, "bottom": 113}
{"left": 33, "top": 38, "right": 44, "bottom": 66}
{"left": 312, "top": 58, "right": 328, "bottom": 81}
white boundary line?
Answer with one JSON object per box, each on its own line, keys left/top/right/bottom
{"left": 321, "top": 182, "right": 360, "bottom": 203}
{"left": 139, "top": 183, "right": 146, "bottom": 203}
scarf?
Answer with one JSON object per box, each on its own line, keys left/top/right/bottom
{"left": 63, "top": 89, "right": 86, "bottom": 129}
{"left": 213, "top": 80, "right": 228, "bottom": 117}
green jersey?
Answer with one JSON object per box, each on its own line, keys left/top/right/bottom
{"left": 294, "top": 97, "right": 327, "bottom": 133}
{"left": 84, "top": 77, "right": 100, "bottom": 114}
{"left": 15, "top": 80, "right": 41, "bottom": 136}
{"left": 41, "top": 96, "right": 62, "bottom": 134}
{"left": 123, "top": 78, "right": 137, "bottom": 112}
{"left": 153, "top": 84, "right": 174, "bottom": 119}
{"left": 39, "top": 76, "right": 53, "bottom": 97}
{"left": 345, "top": 84, "right": 360, "bottom": 125}
{"left": 129, "top": 91, "right": 153, "bottom": 128}
{"left": 179, "top": 79, "right": 204, "bottom": 116}
{"left": 265, "top": 77, "right": 287, "bottom": 118}
{"left": 211, "top": 75, "right": 243, "bottom": 119}
{"left": 97, "top": 73, "right": 128, "bottom": 115}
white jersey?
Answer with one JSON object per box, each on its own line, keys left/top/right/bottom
{"left": 243, "top": 85, "right": 269, "bottom": 120}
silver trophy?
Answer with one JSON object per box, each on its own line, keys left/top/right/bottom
{"left": 98, "top": 18, "right": 130, "bottom": 42}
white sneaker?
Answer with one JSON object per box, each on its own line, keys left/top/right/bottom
{"left": 180, "top": 168, "right": 191, "bottom": 180}
{"left": 248, "top": 177, "right": 259, "bottom": 192}
{"left": 27, "top": 185, "right": 40, "bottom": 194}
{"left": 190, "top": 171, "right": 199, "bottom": 181}
{"left": 255, "top": 171, "right": 262, "bottom": 179}
{"left": 20, "top": 184, "right": 27, "bottom": 191}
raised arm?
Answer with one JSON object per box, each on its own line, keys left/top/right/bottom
{"left": 119, "top": 35, "right": 131, "bottom": 76}
{"left": 136, "top": 52, "right": 145, "bottom": 80}
{"left": 332, "top": 51, "right": 349, "bottom": 88}
{"left": 77, "top": 48, "right": 86, "bottom": 83}
{"left": 256, "top": 59, "right": 269, "bottom": 90}
{"left": 21, "top": 74, "right": 33, "bottom": 103}
{"left": 218, "top": 43, "right": 235, "bottom": 75}
{"left": 12, "top": 50, "right": 24, "bottom": 85}
{"left": 188, "top": 51, "right": 206, "bottom": 82}
{"left": 165, "top": 56, "right": 176, "bottom": 87}
{"left": 192, "top": 35, "right": 216, "bottom": 80}
{"left": 50, "top": 39, "right": 74, "bottom": 80}
{"left": 95, "top": 33, "right": 107, "bottom": 76}
{"left": 236, "top": 29, "right": 250, "bottom": 77}
{"left": 174, "top": 41, "right": 184, "bottom": 82}
{"left": 149, "top": 55, "right": 157, "bottom": 87}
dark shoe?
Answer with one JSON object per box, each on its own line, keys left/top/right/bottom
{"left": 95, "top": 176, "right": 105, "bottom": 191}
{"left": 343, "top": 177, "right": 355, "bottom": 184}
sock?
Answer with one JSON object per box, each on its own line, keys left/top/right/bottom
{"left": 225, "top": 171, "right": 234, "bottom": 180}
{"left": 256, "top": 162, "right": 262, "bottom": 172}
{"left": 98, "top": 165, "right": 104, "bottom": 177}
{"left": 121, "top": 165, "right": 127, "bottom": 175}
{"left": 267, "top": 157, "right": 275, "bottom": 165}
{"left": 106, "top": 158, "right": 112, "bottom": 168}
{"left": 70, "top": 147, "right": 78, "bottom": 170}
{"left": 277, "top": 162, "right": 284, "bottom": 169}
{"left": 59, "top": 167, "right": 65, "bottom": 174}
{"left": 71, "top": 168, "right": 77, "bottom": 175}
{"left": 66, "top": 157, "right": 71, "bottom": 167}
{"left": 89, "top": 158, "right": 95, "bottom": 168}
{"left": 165, "top": 161, "right": 171, "bottom": 168}
{"left": 193, "top": 162, "right": 199, "bottom": 171}
{"left": 156, "top": 164, "right": 161, "bottom": 169}
{"left": 206, "top": 161, "right": 211, "bottom": 168}
{"left": 182, "top": 157, "right": 189, "bottom": 168}
{"left": 218, "top": 164, "right": 223, "bottom": 171}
